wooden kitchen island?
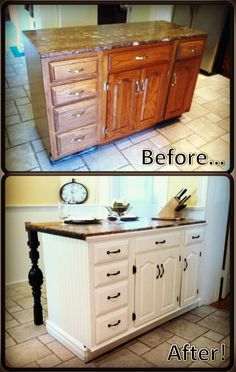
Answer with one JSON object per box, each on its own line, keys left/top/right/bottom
{"left": 23, "top": 21, "right": 206, "bottom": 161}
{"left": 26, "top": 218, "right": 206, "bottom": 361}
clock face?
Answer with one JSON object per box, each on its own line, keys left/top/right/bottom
{"left": 60, "top": 181, "right": 88, "bottom": 204}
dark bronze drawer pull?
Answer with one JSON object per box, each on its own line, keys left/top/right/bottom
{"left": 160, "top": 263, "right": 164, "bottom": 278}
{"left": 71, "top": 110, "right": 85, "bottom": 118}
{"left": 107, "top": 270, "right": 120, "bottom": 277}
{"left": 107, "top": 249, "right": 121, "bottom": 255}
{"left": 108, "top": 320, "right": 121, "bottom": 328}
{"left": 192, "top": 235, "right": 200, "bottom": 239}
{"left": 184, "top": 258, "right": 188, "bottom": 271}
{"left": 68, "top": 90, "right": 85, "bottom": 96}
{"left": 70, "top": 136, "right": 85, "bottom": 143}
{"left": 155, "top": 240, "right": 166, "bottom": 244}
{"left": 156, "top": 264, "right": 160, "bottom": 279}
{"left": 67, "top": 68, "right": 84, "bottom": 74}
{"left": 107, "top": 292, "right": 120, "bottom": 300}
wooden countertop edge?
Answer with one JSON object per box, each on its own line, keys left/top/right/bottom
{"left": 25, "top": 220, "right": 206, "bottom": 241}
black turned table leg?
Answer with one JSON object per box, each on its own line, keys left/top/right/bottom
{"left": 27, "top": 230, "right": 43, "bottom": 325}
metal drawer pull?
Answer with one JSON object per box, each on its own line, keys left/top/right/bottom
{"left": 160, "top": 264, "right": 164, "bottom": 278}
{"left": 156, "top": 264, "right": 160, "bottom": 279}
{"left": 70, "top": 136, "right": 85, "bottom": 143}
{"left": 171, "top": 73, "right": 177, "bottom": 87}
{"left": 184, "top": 258, "right": 188, "bottom": 271}
{"left": 155, "top": 240, "right": 166, "bottom": 244}
{"left": 67, "top": 68, "right": 84, "bottom": 73}
{"left": 107, "top": 249, "right": 121, "bottom": 255}
{"left": 108, "top": 319, "right": 121, "bottom": 328}
{"left": 107, "top": 270, "right": 120, "bottom": 277}
{"left": 107, "top": 292, "right": 120, "bottom": 300}
{"left": 135, "top": 55, "right": 147, "bottom": 60}
{"left": 192, "top": 235, "right": 200, "bottom": 239}
{"left": 68, "top": 90, "right": 85, "bottom": 96}
{"left": 71, "top": 110, "right": 85, "bottom": 118}
{"left": 191, "top": 47, "right": 197, "bottom": 54}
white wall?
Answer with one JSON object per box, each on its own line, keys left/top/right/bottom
{"left": 198, "top": 176, "right": 230, "bottom": 304}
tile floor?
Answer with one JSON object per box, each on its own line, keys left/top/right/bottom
{"left": 5, "top": 281, "right": 231, "bottom": 368}
{"left": 5, "top": 48, "right": 230, "bottom": 172}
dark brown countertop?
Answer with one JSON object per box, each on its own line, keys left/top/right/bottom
{"left": 23, "top": 20, "right": 207, "bottom": 58}
{"left": 25, "top": 218, "right": 206, "bottom": 240}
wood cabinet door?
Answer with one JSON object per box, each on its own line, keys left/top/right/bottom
{"left": 164, "top": 57, "right": 201, "bottom": 120}
{"left": 136, "top": 63, "right": 169, "bottom": 130}
{"left": 180, "top": 245, "right": 200, "bottom": 308}
{"left": 135, "top": 251, "right": 158, "bottom": 326}
{"left": 106, "top": 69, "right": 140, "bottom": 140}
{"left": 156, "top": 247, "right": 181, "bottom": 317}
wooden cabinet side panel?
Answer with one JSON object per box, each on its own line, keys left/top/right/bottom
{"left": 24, "top": 38, "right": 51, "bottom": 153}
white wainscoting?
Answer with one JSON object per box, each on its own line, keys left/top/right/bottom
{"left": 5, "top": 204, "right": 205, "bottom": 285}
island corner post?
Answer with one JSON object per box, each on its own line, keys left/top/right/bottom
{"left": 26, "top": 223, "right": 43, "bottom": 325}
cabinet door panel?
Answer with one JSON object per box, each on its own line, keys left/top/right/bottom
{"left": 181, "top": 245, "right": 200, "bottom": 307}
{"left": 135, "top": 252, "right": 158, "bottom": 326}
{"left": 157, "top": 247, "right": 180, "bottom": 317}
{"left": 164, "top": 58, "right": 201, "bottom": 120}
{"left": 106, "top": 69, "right": 140, "bottom": 140}
{"left": 136, "top": 63, "right": 169, "bottom": 129}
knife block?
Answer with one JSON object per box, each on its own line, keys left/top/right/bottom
{"left": 157, "top": 197, "right": 180, "bottom": 219}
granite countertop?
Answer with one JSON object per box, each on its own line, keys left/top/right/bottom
{"left": 25, "top": 218, "right": 206, "bottom": 240}
{"left": 23, "top": 20, "right": 207, "bottom": 58}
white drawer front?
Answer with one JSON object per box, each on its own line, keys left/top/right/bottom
{"left": 95, "top": 281, "right": 128, "bottom": 317}
{"left": 135, "top": 231, "right": 181, "bottom": 254}
{"left": 95, "top": 307, "right": 128, "bottom": 344}
{"left": 93, "top": 240, "right": 129, "bottom": 264}
{"left": 94, "top": 261, "right": 129, "bottom": 288}
{"left": 184, "top": 228, "right": 204, "bottom": 246}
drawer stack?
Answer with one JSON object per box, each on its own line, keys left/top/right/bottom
{"left": 46, "top": 55, "right": 99, "bottom": 158}
{"left": 92, "top": 239, "right": 130, "bottom": 345}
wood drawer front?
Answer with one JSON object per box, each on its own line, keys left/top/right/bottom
{"left": 93, "top": 240, "right": 129, "bottom": 265}
{"left": 94, "top": 261, "right": 129, "bottom": 288}
{"left": 95, "top": 307, "right": 128, "bottom": 344}
{"left": 176, "top": 40, "right": 205, "bottom": 60}
{"left": 184, "top": 228, "right": 204, "bottom": 246}
{"left": 49, "top": 58, "right": 98, "bottom": 83}
{"left": 54, "top": 99, "right": 97, "bottom": 133}
{"left": 51, "top": 79, "right": 97, "bottom": 106}
{"left": 95, "top": 281, "right": 128, "bottom": 317}
{"left": 56, "top": 123, "right": 97, "bottom": 157}
{"left": 135, "top": 231, "right": 181, "bottom": 254}
{"left": 109, "top": 43, "right": 173, "bottom": 72}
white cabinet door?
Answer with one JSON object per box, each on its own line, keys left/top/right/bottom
{"left": 156, "top": 247, "right": 181, "bottom": 317}
{"left": 135, "top": 251, "right": 158, "bottom": 326}
{"left": 180, "top": 245, "right": 200, "bottom": 307}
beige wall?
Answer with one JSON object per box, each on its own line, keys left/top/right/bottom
{"left": 128, "top": 4, "right": 173, "bottom": 23}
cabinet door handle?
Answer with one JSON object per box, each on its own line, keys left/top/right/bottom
{"left": 192, "top": 235, "right": 200, "bottom": 239}
{"left": 71, "top": 110, "right": 85, "bottom": 118}
{"left": 108, "top": 319, "right": 121, "bottom": 328}
{"left": 70, "top": 136, "right": 85, "bottom": 143}
{"left": 160, "top": 264, "right": 164, "bottom": 278}
{"left": 67, "top": 68, "right": 84, "bottom": 73}
{"left": 191, "top": 47, "right": 197, "bottom": 55}
{"left": 107, "top": 270, "right": 120, "bottom": 277}
{"left": 156, "top": 264, "right": 160, "bottom": 279}
{"left": 183, "top": 258, "right": 188, "bottom": 271}
{"left": 135, "top": 80, "right": 140, "bottom": 94}
{"left": 135, "top": 55, "right": 147, "bottom": 60}
{"left": 68, "top": 90, "right": 85, "bottom": 96}
{"left": 171, "top": 73, "right": 177, "bottom": 87}
{"left": 155, "top": 240, "right": 166, "bottom": 245}
{"left": 107, "top": 292, "right": 121, "bottom": 300}
{"left": 107, "top": 249, "right": 121, "bottom": 255}
{"left": 140, "top": 79, "right": 145, "bottom": 92}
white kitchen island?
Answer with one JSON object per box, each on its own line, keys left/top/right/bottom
{"left": 25, "top": 218, "right": 206, "bottom": 361}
